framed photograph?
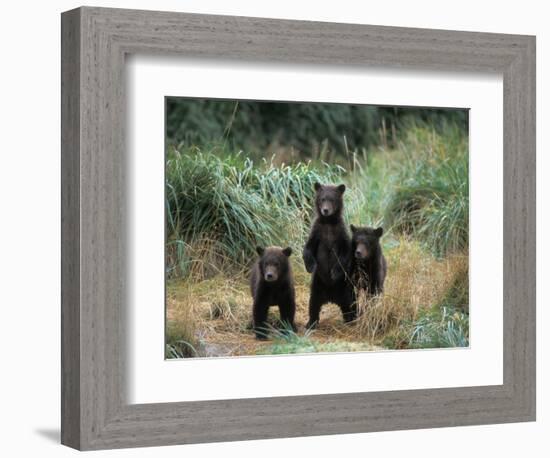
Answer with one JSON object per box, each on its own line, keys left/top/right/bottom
{"left": 61, "top": 6, "right": 536, "bottom": 450}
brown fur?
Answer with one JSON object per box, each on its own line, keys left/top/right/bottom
{"left": 350, "top": 225, "right": 387, "bottom": 296}
{"left": 302, "top": 183, "right": 356, "bottom": 328}
{"left": 250, "top": 246, "right": 296, "bottom": 339}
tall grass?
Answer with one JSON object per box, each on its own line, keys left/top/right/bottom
{"left": 166, "top": 125, "right": 468, "bottom": 278}
{"left": 352, "top": 240, "right": 468, "bottom": 342}
{"left": 165, "top": 124, "right": 470, "bottom": 356}
{"left": 165, "top": 238, "right": 469, "bottom": 357}
{"left": 166, "top": 146, "right": 344, "bottom": 278}
{"left": 344, "top": 125, "right": 468, "bottom": 254}
{"left": 384, "top": 126, "right": 469, "bottom": 257}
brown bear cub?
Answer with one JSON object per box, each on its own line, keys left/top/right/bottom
{"left": 250, "top": 246, "right": 297, "bottom": 340}
{"left": 350, "top": 225, "right": 387, "bottom": 296}
{"left": 303, "top": 183, "right": 356, "bottom": 328}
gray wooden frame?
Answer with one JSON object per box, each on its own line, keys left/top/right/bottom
{"left": 61, "top": 6, "right": 536, "bottom": 451}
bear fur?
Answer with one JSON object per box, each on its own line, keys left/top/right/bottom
{"left": 250, "top": 246, "right": 296, "bottom": 339}
{"left": 350, "top": 225, "right": 387, "bottom": 296}
{"left": 302, "top": 183, "right": 356, "bottom": 328}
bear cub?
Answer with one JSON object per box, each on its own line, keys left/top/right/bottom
{"left": 250, "top": 246, "right": 297, "bottom": 339}
{"left": 350, "top": 225, "right": 387, "bottom": 296}
{"left": 303, "top": 183, "right": 356, "bottom": 328}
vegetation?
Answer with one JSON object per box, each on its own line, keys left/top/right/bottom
{"left": 165, "top": 100, "right": 469, "bottom": 358}
{"left": 165, "top": 148, "right": 343, "bottom": 278}
{"left": 167, "top": 99, "right": 468, "bottom": 159}
{"left": 384, "top": 126, "right": 469, "bottom": 257}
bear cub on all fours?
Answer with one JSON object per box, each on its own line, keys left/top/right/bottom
{"left": 250, "top": 246, "right": 297, "bottom": 340}
{"left": 303, "top": 183, "right": 356, "bottom": 329}
{"left": 350, "top": 225, "right": 387, "bottom": 297}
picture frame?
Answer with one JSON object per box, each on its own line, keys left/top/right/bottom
{"left": 61, "top": 6, "right": 536, "bottom": 450}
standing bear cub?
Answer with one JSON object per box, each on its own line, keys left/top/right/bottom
{"left": 350, "top": 225, "right": 387, "bottom": 296}
{"left": 303, "top": 183, "right": 356, "bottom": 328}
{"left": 250, "top": 246, "right": 297, "bottom": 339}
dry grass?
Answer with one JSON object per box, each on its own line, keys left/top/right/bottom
{"left": 353, "top": 238, "right": 468, "bottom": 343}
{"left": 166, "top": 237, "right": 468, "bottom": 358}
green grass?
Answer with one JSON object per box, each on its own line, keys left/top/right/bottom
{"left": 343, "top": 125, "right": 468, "bottom": 262}
{"left": 383, "top": 125, "right": 469, "bottom": 257}
{"left": 166, "top": 146, "right": 345, "bottom": 278}
{"left": 255, "top": 326, "right": 378, "bottom": 355}
{"left": 408, "top": 305, "right": 470, "bottom": 349}
{"left": 165, "top": 123, "right": 470, "bottom": 355}
{"left": 166, "top": 125, "right": 468, "bottom": 279}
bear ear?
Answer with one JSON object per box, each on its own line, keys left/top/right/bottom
{"left": 337, "top": 184, "right": 346, "bottom": 194}
{"left": 374, "top": 227, "right": 384, "bottom": 238}
{"left": 350, "top": 224, "right": 357, "bottom": 233}
{"left": 282, "top": 247, "right": 292, "bottom": 257}
{"left": 314, "top": 182, "right": 322, "bottom": 192}
{"left": 256, "top": 246, "right": 265, "bottom": 256}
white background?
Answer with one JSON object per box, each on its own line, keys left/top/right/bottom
{"left": 128, "top": 58, "right": 503, "bottom": 403}
{"left": 0, "top": 0, "right": 546, "bottom": 457}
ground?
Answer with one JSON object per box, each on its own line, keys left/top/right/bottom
{"left": 166, "top": 238, "right": 469, "bottom": 358}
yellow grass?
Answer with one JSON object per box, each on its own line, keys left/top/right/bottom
{"left": 166, "top": 237, "right": 468, "bottom": 357}
{"left": 353, "top": 240, "right": 468, "bottom": 343}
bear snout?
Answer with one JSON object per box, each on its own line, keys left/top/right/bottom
{"left": 264, "top": 266, "right": 278, "bottom": 282}
{"left": 354, "top": 243, "right": 368, "bottom": 259}
{"left": 320, "top": 203, "right": 333, "bottom": 216}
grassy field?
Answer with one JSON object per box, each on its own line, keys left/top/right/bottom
{"left": 165, "top": 124, "right": 469, "bottom": 358}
